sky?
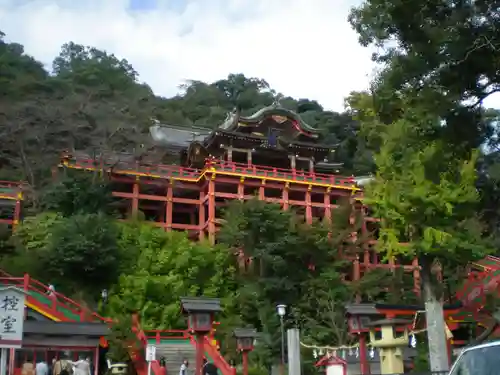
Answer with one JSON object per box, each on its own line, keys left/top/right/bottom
{"left": 0, "top": 0, "right": 378, "bottom": 111}
{"left": 0, "top": 0, "right": 498, "bottom": 111}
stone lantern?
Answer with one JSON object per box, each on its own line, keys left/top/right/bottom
{"left": 181, "top": 297, "right": 221, "bottom": 375}
{"left": 366, "top": 318, "right": 411, "bottom": 375}
{"left": 233, "top": 328, "right": 258, "bottom": 375}
{"left": 109, "top": 363, "right": 128, "bottom": 375}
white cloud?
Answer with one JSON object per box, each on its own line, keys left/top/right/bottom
{"left": 0, "top": 0, "right": 376, "bottom": 111}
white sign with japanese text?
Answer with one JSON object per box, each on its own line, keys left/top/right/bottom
{"left": 145, "top": 344, "right": 156, "bottom": 362}
{"left": 0, "top": 287, "right": 26, "bottom": 348}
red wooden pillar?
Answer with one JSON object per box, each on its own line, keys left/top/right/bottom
{"left": 198, "top": 191, "right": 206, "bottom": 241}
{"left": 259, "top": 181, "right": 265, "bottom": 200}
{"left": 132, "top": 177, "right": 139, "bottom": 218}
{"left": 359, "top": 334, "right": 371, "bottom": 375}
{"left": 305, "top": 187, "right": 312, "bottom": 224}
{"left": 238, "top": 178, "right": 244, "bottom": 200}
{"left": 242, "top": 351, "right": 249, "bottom": 375}
{"left": 208, "top": 177, "right": 216, "bottom": 245}
{"left": 282, "top": 183, "right": 289, "bottom": 210}
{"left": 165, "top": 183, "right": 173, "bottom": 232}
{"left": 12, "top": 193, "right": 22, "bottom": 230}
{"left": 195, "top": 333, "right": 205, "bottom": 375}
{"left": 323, "top": 188, "right": 331, "bottom": 223}
{"left": 94, "top": 346, "right": 100, "bottom": 375}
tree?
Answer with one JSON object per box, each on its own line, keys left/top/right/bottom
{"left": 107, "top": 225, "right": 237, "bottom": 331}
{"left": 7, "top": 211, "right": 121, "bottom": 297}
{"left": 218, "top": 199, "right": 392, "bottom": 368}
{"left": 213, "top": 73, "right": 271, "bottom": 112}
{"left": 349, "top": 0, "right": 499, "bottom": 151}
{"left": 363, "top": 107, "right": 489, "bottom": 371}
{"left": 4, "top": 212, "right": 64, "bottom": 278}
{"left": 41, "top": 172, "right": 113, "bottom": 216}
{"left": 45, "top": 212, "right": 121, "bottom": 294}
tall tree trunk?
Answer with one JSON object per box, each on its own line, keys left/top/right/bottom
{"left": 420, "top": 257, "right": 449, "bottom": 372}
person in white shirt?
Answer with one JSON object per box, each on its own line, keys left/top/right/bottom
{"left": 179, "top": 359, "right": 188, "bottom": 375}
{"left": 36, "top": 360, "right": 49, "bottom": 375}
{"left": 72, "top": 356, "right": 91, "bottom": 375}
{"left": 48, "top": 284, "right": 56, "bottom": 297}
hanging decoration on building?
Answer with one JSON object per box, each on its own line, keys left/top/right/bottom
{"left": 409, "top": 334, "right": 417, "bottom": 348}
{"left": 369, "top": 346, "right": 375, "bottom": 359}
{"left": 302, "top": 311, "right": 427, "bottom": 359}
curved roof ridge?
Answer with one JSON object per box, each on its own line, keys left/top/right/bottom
{"left": 219, "top": 104, "right": 319, "bottom": 137}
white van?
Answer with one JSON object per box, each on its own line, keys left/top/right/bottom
{"left": 449, "top": 341, "right": 500, "bottom": 374}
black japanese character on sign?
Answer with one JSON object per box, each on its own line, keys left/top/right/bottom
{"left": 1, "top": 296, "right": 19, "bottom": 312}
{"left": 1, "top": 316, "right": 16, "bottom": 333}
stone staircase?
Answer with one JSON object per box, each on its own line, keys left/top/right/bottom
{"left": 156, "top": 340, "right": 196, "bottom": 375}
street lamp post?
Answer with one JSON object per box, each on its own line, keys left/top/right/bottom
{"left": 181, "top": 297, "right": 221, "bottom": 375}
{"left": 276, "top": 304, "right": 286, "bottom": 375}
{"left": 233, "top": 328, "right": 258, "bottom": 375}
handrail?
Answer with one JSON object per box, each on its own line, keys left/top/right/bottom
{"left": 0, "top": 180, "right": 23, "bottom": 187}
{"left": 144, "top": 329, "right": 189, "bottom": 343}
{"left": 132, "top": 317, "right": 165, "bottom": 375}
{"left": 216, "top": 160, "right": 354, "bottom": 180}
{"left": 186, "top": 335, "right": 235, "bottom": 375}
{"left": 62, "top": 155, "right": 358, "bottom": 187}
{"left": 0, "top": 270, "right": 110, "bottom": 323}
{"left": 143, "top": 329, "right": 234, "bottom": 375}
{"left": 214, "top": 161, "right": 356, "bottom": 187}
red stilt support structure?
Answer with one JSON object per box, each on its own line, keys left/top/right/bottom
{"left": 195, "top": 333, "right": 205, "bottom": 375}
{"left": 359, "top": 334, "right": 371, "bottom": 375}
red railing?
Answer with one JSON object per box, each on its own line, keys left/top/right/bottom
{"left": 215, "top": 161, "right": 356, "bottom": 187}
{"left": 187, "top": 335, "right": 236, "bottom": 375}
{"left": 63, "top": 155, "right": 358, "bottom": 188}
{"left": 64, "top": 157, "right": 201, "bottom": 180}
{"left": 143, "top": 329, "right": 235, "bottom": 375}
{"left": 0, "top": 180, "right": 23, "bottom": 188}
{"left": 0, "top": 180, "right": 22, "bottom": 199}
{"left": 132, "top": 317, "right": 166, "bottom": 375}
{"left": 456, "top": 256, "right": 500, "bottom": 320}
{"left": 144, "top": 329, "right": 189, "bottom": 343}
{"left": 0, "top": 270, "right": 110, "bottom": 323}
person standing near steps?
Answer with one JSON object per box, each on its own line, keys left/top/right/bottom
{"left": 36, "top": 359, "right": 49, "bottom": 375}
{"left": 179, "top": 359, "right": 188, "bottom": 375}
{"left": 53, "top": 353, "right": 73, "bottom": 375}
{"left": 202, "top": 358, "right": 217, "bottom": 375}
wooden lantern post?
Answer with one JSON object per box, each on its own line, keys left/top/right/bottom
{"left": 181, "top": 297, "right": 221, "bottom": 375}
{"left": 233, "top": 328, "right": 258, "bottom": 375}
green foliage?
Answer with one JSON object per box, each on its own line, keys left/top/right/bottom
{"left": 107, "top": 227, "right": 237, "bottom": 330}
{"left": 365, "top": 115, "right": 488, "bottom": 264}
{"left": 349, "top": 0, "right": 499, "bottom": 150}
{"left": 6, "top": 211, "right": 121, "bottom": 297}
{"left": 246, "top": 366, "right": 269, "bottom": 375}
{"left": 349, "top": 0, "right": 500, "bottom": 259}
{"left": 4, "top": 212, "right": 64, "bottom": 278}
{"left": 41, "top": 173, "right": 113, "bottom": 216}
{"left": 106, "top": 316, "right": 140, "bottom": 363}
{"left": 218, "top": 199, "right": 390, "bottom": 367}
{"left": 45, "top": 212, "right": 121, "bottom": 293}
